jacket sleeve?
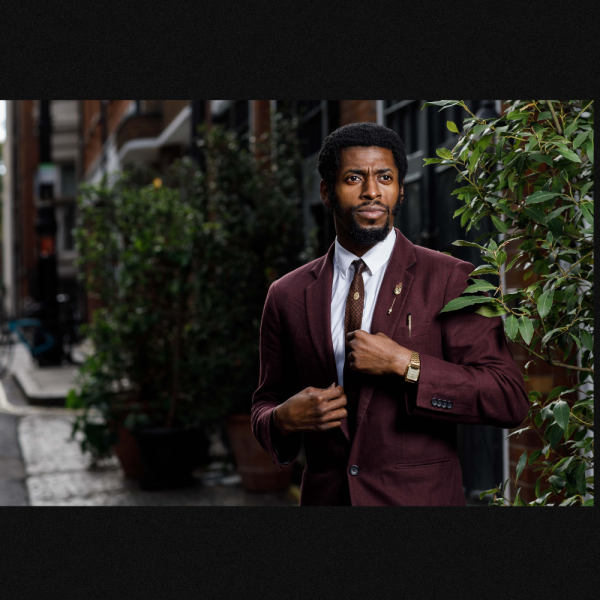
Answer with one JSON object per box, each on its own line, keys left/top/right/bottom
{"left": 405, "top": 261, "right": 529, "bottom": 428}
{"left": 251, "top": 281, "right": 302, "bottom": 470}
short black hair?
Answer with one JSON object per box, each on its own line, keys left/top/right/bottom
{"left": 317, "top": 122, "right": 408, "bottom": 194}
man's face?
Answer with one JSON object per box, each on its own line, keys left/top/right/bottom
{"left": 321, "top": 146, "right": 402, "bottom": 247}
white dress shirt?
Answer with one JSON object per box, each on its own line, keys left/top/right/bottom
{"left": 331, "top": 228, "right": 397, "bottom": 387}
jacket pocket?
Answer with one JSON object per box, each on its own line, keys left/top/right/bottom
{"left": 395, "top": 458, "right": 453, "bottom": 469}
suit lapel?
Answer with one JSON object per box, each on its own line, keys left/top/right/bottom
{"left": 305, "top": 243, "right": 350, "bottom": 443}
{"left": 355, "top": 229, "right": 417, "bottom": 436}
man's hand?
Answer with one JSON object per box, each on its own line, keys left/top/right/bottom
{"left": 273, "top": 383, "right": 347, "bottom": 435}
{"left": 346, "top": 330, "right": 411, "bottom": 376}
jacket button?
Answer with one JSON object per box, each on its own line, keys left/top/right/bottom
{"left": 442, "top": 401, "right": 448, "bottom": 409}
{"left": 431, "top": 398, "right": 436, "bottom": 407}
{"left": 349, "top": 465, "right": 359, "bottom": 476}
{"left": 447, "top": 401, "right": 453, "bottom": 409}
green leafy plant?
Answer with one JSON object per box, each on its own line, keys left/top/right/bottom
{"left": 424, "top": 100, "right": 593, "bottom": 506}
{"left": 69, "top": 115, "right": 306, "bottom": 459}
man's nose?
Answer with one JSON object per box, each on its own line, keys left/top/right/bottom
{"left": 361, "top": 175, "right": 380, "bottom": 199}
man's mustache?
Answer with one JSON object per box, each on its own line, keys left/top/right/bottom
{"left": 350, "top": 201, "right": 390, "bottom": 216}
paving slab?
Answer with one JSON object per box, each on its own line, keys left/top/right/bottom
{"left": 11, "top": 342, "right": 79, "bottom": 402}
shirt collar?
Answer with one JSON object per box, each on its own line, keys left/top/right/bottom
{"left": 334, "top": 227, "right": 396, "bottom": 279}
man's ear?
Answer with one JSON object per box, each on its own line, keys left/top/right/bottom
{"left": 320, "top": 180, "right": 330, "bottom": 207}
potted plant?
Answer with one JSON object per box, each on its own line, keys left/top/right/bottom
{"left": 69, "top": 163, "right": 221, "bottom": 489}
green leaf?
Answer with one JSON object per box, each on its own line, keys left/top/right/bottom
{"left": 573, "top": 130, "right": 589, "bottom": 150}
{"left": 569, "top": 333, "right": 582, "bottom": 349}
{"left": 475, "top": 303, "right": 507, "bottom": 317}
{"left": 519, "top": 316, "right": 534, "bottom": 345}
{"left": 507, "top": 111, "right": 529, "bottom": 120}
{"left": 529, "top": 152, "right": 553, "bottom": 167}
{"left": 525, "top": 191, "right": 562, "bottom": 205}
{"left": 440, "top": 295, "right": 494, "bottom": 314}
{"left": 504, "top": 315, "right": 519, "bottom": 340}
{"left": 436, "top": 148, "right": 453, "bottom": 160}
{"left": 491, "top": 215, "right": 508, "bottom": 233}
{"left": 470, "top": 264, "right": 498, "bottom": 276}
{"left": 447, "top": 121, "right": 459, "bottom": 133}
{"left": 479, "top": 488, "right": 499, "bottom": 500}
{"left": 537, "top": 289, "right": 554, "bottom": 319}
{"left": 528, "top": 449, "right": 542, "bottom": 465}
{"left": 580, "top": 329, "right": 593, "bottom": 351}
{"left": 583, "top": 139, "right": 593, "bottom": 164}
{"left": 464, "top": 280, "right": 497, "bottom": 294}
{"left": 563, "top": 121, "right": 579, "bottom": 138}
{"left": 541, "top": 328, "right": 562, "bottom": 346}
{"left": 524, "top": 206, "right": 546, "bottom": 224}
{"left": 537, "top": 111, "right": 551, "bottom": 120}
{"left": 504, "top": 255, "right": 520, "bottom": 273}
{"left": 548, "top": 423, "right": 564, "bottom": 449}
{"left": 583, "top": 498, "right": 594, "bottom": 507}
{"left": 424, "top": 158, "right": 444, "bottom": 166}
{"left": 545, "top": 205, "right": 571, "bottom": 222}
{"left": 478, "top": 134, "right": 494, "bottom": 151}
{"left": 453, "top": 206, "right": 468, "bottom": 218}
{"left": 578, "top": 181, "right": 593, "bottom": 198}
{"left": 549, "top": 475, "right": 566, "bottom": 490}
{"left": 472, "top": 124, "right": 489, "bottom": 136}
{"left": 556, "top": 147, "right": 582, "bottom": 163}
{"left": 575, "top": 463, "right": 587, "bottom": 495}
{"left": 547, "top": 386, "right": 569, "bottom": 401}
{"left": 580, "top": 202, "right": 593, "bottom": 225}
{"left": 460, "top": 208, "right": 474, "bottom": 227}
{"left": 468, "top": 146, "right": 482, "bottom": 173}
{"left": 452, "top": 240, "right": 485, "bottom": 250}
{"left": 553, "top": 400, "right": 570, "bottom": 431}
{"left": 516, "top": 451, "right": 527, "bottom": 481}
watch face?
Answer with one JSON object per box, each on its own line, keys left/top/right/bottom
{"left": 407, "top": 367, "right": 419, "bottom": 381}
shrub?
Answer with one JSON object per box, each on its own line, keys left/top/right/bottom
{"left": 424, "top": 100, "right": 593, "bottom": 506}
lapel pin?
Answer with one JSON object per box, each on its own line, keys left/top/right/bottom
{"left": 387, "top": 283, "right": 403, "bottom": 315}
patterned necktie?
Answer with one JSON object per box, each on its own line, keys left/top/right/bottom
{"left": 343, "top": 259, "right": 366, "bottom": 437}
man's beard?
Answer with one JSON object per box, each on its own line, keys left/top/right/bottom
{"left": 329, "top": 191, "right": 402, "bottom": 247}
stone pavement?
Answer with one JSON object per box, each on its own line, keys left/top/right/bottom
{"left": 0, "top": 341, "right": 298, "bottom": 507}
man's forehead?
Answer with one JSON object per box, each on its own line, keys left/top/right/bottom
{"left": 338, "top": 146, "right": 396, "bottom": 168}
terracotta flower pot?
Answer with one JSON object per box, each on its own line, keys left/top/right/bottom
{"left": 225, "top": 414, "right": 292, "bottom": 492}
{"left": 112, "top": 425, "right": 145, "bottom": 479}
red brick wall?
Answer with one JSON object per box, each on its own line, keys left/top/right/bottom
{"left": 340, "top": 100, "right": 377, "bottom": 125}
{"left": 82, "top": 100, "right": 133, "bottom": 174}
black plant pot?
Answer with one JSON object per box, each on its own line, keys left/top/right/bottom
{"left": 132, "top": 427, "right": 201, "bottom": 491}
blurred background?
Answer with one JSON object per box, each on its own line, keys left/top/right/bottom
{"left": 0, "top": 100, "right": 530, "bottom": 506}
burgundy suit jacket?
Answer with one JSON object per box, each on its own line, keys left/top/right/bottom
{"left": 251, "top": 228, "right": 528, "bottom": 506}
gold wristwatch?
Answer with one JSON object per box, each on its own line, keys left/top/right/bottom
{"left": 404, "top": 351, "right": 421, "bottom": 383}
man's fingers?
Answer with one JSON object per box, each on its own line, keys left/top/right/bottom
{"left": 321, "top": 407, "right": 348, "bottom": 422}
{"left": 318, "top": 384, "right": 344, "bottom": 402}
{"left": 316, "top": 420, "right": 341, "bottom": 431}
{"left": 322, "top": 395, "right": 347, "bottom": 411}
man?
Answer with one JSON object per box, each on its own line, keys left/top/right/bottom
{"left": 251, "top": 122, "right": 528, "bottom": 506}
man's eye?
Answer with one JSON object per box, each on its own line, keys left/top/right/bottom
{"left": 380, "top": 175, "right": 392, "bottom": 181}
{"left": 348, "top": 176, "right": 360, "bottom": 182}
